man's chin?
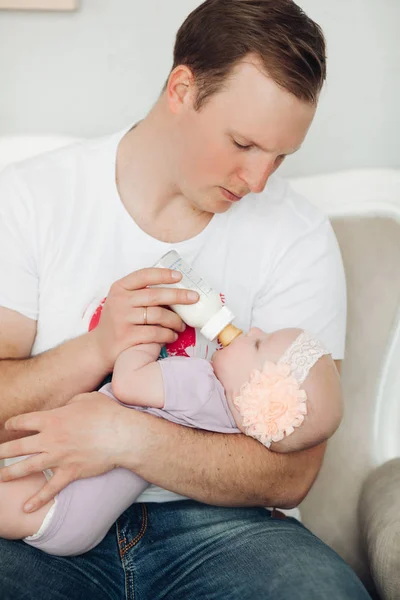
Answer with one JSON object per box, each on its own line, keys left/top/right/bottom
{"left": 211, "top": 194, "right": 236, "bottom": 212}
{"left": 194, "top": 191, "right": 236, "bottom": 215}
{"left": 213, "top": 203, "right": 233, "bottom": 214}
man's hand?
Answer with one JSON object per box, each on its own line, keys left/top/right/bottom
{"left": 0, "top": 392, "right": 131, "bottom": 512}
{"left": 91, "top": 267, "right": 199, "bottom": 371}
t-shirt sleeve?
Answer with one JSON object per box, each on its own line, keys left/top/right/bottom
{"left": 0, "top": 165, "right": 39, "bottom": 320}
{"left": 252, "top": 216, "right": 347, "bottom": 360}
{"left": 159, "top": 356, "right": 237, "bottom": 432}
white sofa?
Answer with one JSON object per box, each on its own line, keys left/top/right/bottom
{"left": 1, "top": 136, "right": 399, "bottom": 598}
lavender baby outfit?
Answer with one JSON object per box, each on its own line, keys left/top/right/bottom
{"left": 24, "top": 357, "right": 239, "bottom": 556}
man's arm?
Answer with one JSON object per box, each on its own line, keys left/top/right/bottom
{"left": 117, "top": 408, "right": 326, "bottom": 508}
{"left": 0, "top": 389, "right": 326, "bottom": 510}
{"left": 0, "top": 307, "right": 110, "bottom": 443}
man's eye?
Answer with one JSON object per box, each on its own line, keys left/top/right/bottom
{"left": 233, "top": 140, "right": 252, "bottom": 151}
{"left": 255, "top": 339, "right": 261, "bottom": 350}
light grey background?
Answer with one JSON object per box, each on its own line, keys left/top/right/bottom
{"left": 0, "top": 0, "right": 398, "bottom": 176}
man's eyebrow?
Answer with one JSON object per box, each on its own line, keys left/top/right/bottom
{"left": 232, "top": 132, "right": 301, "bottom": 155}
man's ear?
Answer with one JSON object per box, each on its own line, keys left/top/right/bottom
{"left": 166, "top": 65, "right": 196, "bottom": 114}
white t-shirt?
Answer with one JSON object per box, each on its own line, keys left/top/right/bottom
{"left": 0, "top": 128, "right": 346, "bottom": 504}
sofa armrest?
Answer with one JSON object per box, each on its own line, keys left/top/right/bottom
{"left": 359, "top": 458, "right": 400, "bottom": 600}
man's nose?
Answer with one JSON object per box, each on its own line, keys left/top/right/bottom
{"left": 240, "top": 157, "right": 276, "bottom": 194}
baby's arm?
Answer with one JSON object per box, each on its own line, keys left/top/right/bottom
{"left": 111, "top": 343, "right": 165, "bottom": 408}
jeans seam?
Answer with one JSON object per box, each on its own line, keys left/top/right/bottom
{"left": 117, "top": 520, "right": 133, "bottom": 600}
{"left": 117, "top": 504, "right": 148, "bottom": 600}
{"left": 118, "top": 503, "right": 148, "bottom": 557}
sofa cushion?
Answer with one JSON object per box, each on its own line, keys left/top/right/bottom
{"left": 359, "top": 458, "right": 400, "bottom": 600}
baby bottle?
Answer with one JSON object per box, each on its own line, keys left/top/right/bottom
{"left": 153, "top": 250, "right": 242, "bottom": 346}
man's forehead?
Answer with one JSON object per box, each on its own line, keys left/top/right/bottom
{"left": 225, "top": 56, "right": 290, "bottom": 99}
{"left": 215, "top": 59, "right": 315, "bottom": 116}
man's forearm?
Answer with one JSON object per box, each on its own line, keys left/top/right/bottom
{"left": 0, "top": 332, "right": 109, "bottom": 442}
{"left": 118, "top": 410, "right": 326, "bottom": 507}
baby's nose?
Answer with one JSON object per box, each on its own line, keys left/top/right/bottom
{"left": 249, "top": 326, "right": 263, "bottom": 336}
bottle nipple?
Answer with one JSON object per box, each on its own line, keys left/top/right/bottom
{"left": 218, "top": 324, "right": 243, "bottom": 347}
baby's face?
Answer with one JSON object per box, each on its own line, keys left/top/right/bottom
{"left": 211, "top": 327, "right": 271, "bottom": 396}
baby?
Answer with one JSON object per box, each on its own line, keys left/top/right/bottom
{"left": 0, "top": 326, "right": 343, "bottom": 556}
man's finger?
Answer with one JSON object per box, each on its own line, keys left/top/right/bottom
{"left": 0, "top": 453, "right": 48, "bottom": 482}
{"left": 24, "top": 470, "right": 73, "bottom": 513}
{"left": 5, "top": 412, "right": 45, "bottom": 432}
{"left": 130, "top": 286, "right": 199, "bottom": 308}
{"left": 0, "top": 435, "right": 41, "bottom": 460}
{"left": 119, "top": 267, "right": 182, "bottom": 291}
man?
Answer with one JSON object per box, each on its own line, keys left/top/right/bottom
{"left": 0, "top": 1, "right": 370, "bottom": 598}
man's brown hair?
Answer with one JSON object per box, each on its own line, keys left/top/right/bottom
{"left": 168, "top": 0, "right": 326, "bottom": 109}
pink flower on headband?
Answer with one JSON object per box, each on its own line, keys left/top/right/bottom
{"left": 233, "top": 361, "right": 307, "bottom": 447}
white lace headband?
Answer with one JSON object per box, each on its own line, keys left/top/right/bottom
{"left": 233, "top": 331, "right": 329, "bottom": 448}
{"left": 278, "top": 331, "right": 329, "bottom": 384}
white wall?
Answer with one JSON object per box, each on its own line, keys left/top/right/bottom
{"left": 0, "top": 0, "right": 398, "bottom": 176}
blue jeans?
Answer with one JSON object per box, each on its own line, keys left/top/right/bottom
{"left": 0, "top": 500, "right": 370, "bottom": 599}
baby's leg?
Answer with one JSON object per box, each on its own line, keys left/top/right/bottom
{"left": 0, "top": 472, "right": 54, "bottom": 539}
{"left": 0, "top": 463, "right": 148, "bottom": 556}
{"left": 23, "top": 467, "right": 149, "bottom": 556}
